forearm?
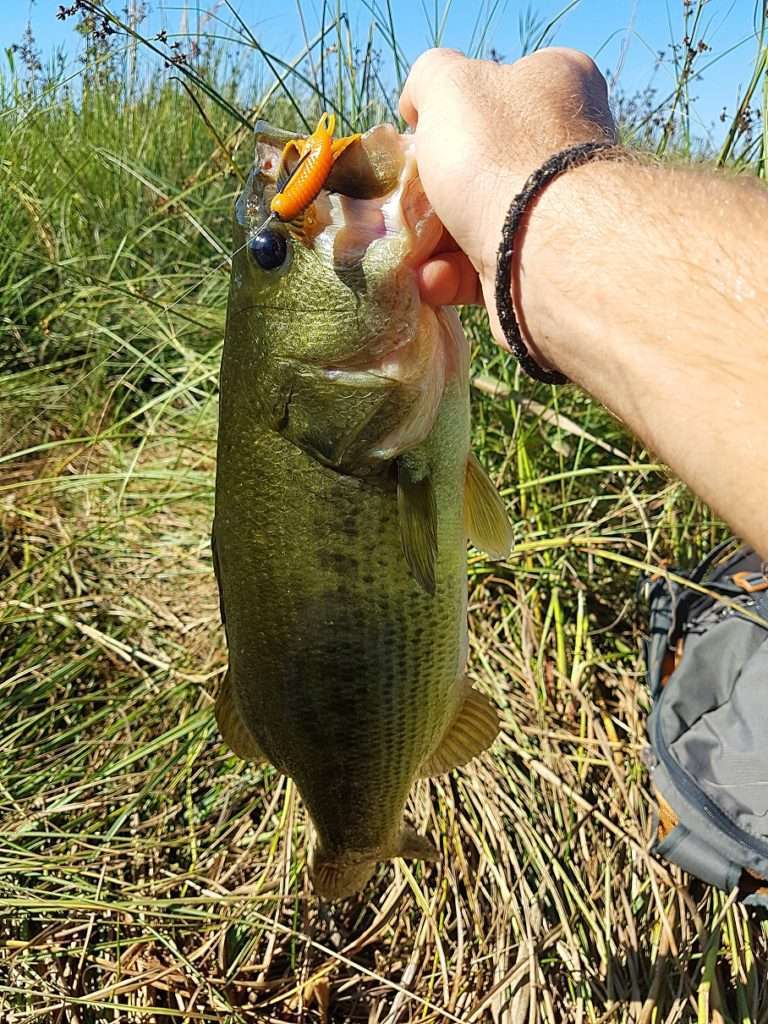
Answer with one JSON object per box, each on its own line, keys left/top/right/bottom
{"left": 400, "top": 46, "right": 768, "bottom": 550}
{"left": 518, "top": 161, "right": 768, "bottom": 555}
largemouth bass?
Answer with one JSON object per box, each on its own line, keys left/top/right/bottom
{"left": 213, "top": 119, "right": 513, "bottom": 899}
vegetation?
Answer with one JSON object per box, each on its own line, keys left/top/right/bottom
{"left": 1, "top": 1, "right": 767, "bottom": 1020}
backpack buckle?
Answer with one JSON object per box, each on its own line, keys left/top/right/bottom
{"left": 731, "top": 571, "right": 768, "bottom": 594}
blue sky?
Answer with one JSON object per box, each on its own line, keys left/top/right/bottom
{"left": 3, "top": 1, "right": 764, "bottom": 142}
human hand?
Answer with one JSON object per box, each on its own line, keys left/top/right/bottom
{"left": 399, "top": 48, "right": 615, "bottom": 344}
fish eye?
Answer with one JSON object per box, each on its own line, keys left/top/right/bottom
{"left": 248, "top": 230, "right": 288, "bottom": 271}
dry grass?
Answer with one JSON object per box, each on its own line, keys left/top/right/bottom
{"left": 2, "top": 1, "right": 768, "bottom": 1021}
{"left": 4, "top": 373, "right": 767, "bottom": 1022}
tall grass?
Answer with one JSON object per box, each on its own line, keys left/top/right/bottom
{"left": 1, "top": 2, "right": 767, "bottom": 1021}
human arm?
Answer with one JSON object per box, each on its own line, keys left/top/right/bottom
{"left": 400, "top": 48, "right": 768, "bottom": 557}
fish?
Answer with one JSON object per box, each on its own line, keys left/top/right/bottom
{"left": 212, "top": 118, "right": 514, "bottom": 899}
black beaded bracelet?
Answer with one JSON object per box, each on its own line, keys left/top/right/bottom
{"left": 495, "top": 140, "right": 620, "bottom": 385}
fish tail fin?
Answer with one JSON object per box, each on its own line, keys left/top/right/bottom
{"left": 309, "top": 849, "right": 377, "bottom": 900}
{"left": 309, "top": 830, "right": 440, "bottom": 900}
{"left": 394, "top": 829, "right": 440, "bottom": 863}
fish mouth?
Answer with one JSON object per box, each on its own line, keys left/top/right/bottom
{"left": 241, "top": 122, "right": 442, "bottom": 271}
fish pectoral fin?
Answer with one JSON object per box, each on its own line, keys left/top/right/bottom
{"left": 393, "top": 829, "right": 440, "bottom": 862}
{"left": 465, "top": 452, "right": 514, "bottom": 560}
{"left": 397, "top": 454, "right": 437, "bottom": 596}
{"left": 420, "top": 679, "right": 500, "bottom": 777}
{"left": 215, "top": 672, "right": 267, "bottom": 764}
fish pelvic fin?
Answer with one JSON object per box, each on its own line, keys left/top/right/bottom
{"left": 420, "top": 677, "right": 500, "bottom": 778}
{"left": 309, "top": 830, "right": 440, "bottom": 900}
{"left": 465, "top": 452, "right": 514, "bottom": 560}
{"left": 215, "top": 671, "right": 267, "bottom": 764}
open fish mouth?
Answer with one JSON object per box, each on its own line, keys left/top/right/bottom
{"left": 241, "top": 120, "right": 442, "bottom": 274}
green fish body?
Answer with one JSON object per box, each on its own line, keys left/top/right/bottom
{"left": 213, "top": 123, "right": 512, "bottom": 898}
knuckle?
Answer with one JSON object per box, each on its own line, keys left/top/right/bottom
{"left": 565, "top": 49, "right": 601, "bottom": 78}
{"left": 410, "top": 47, "right": 464, "bottom": 80}
{"left": 523, "top": 46, "right": 601, "bottom": 80}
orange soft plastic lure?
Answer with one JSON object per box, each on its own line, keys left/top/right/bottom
{"left": 270, "top": 113, "right": 360, "bottom": 225}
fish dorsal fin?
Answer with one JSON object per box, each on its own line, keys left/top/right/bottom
{"left": 397, "top": 454, "right": 437, "bottom": 596}
{"left": 465, "top": 453, "right": 514, "bottom": 560}
{"left": 420, "top": 678, "right": 500, "bottom": 777}
{"left": 215, "top": 672, "right": 267, "bottom": 764}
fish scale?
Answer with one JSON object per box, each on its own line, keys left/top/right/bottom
{"left": 213, "top": 120, "right": 513, "bottom": 897}
{"left": 215, "top": 422, "right": 464, "bottom": 833}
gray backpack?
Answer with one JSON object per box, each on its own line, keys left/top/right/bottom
{"left": 643, "top": 541, "right": 768, "bottom": 908}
